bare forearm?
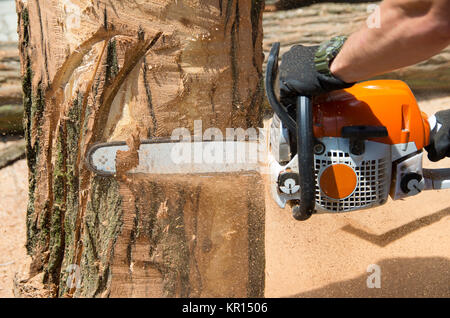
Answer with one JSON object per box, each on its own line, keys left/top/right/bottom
{"left": 330, "top": 0, "right": 450, "bottom": 83}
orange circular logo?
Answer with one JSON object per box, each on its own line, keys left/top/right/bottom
{"left": 319, "top": 164, "right": 358, "bottom": 199}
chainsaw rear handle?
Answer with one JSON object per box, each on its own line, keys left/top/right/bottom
{"left": 266, "top": 42, "right": 315, "bottom": 220}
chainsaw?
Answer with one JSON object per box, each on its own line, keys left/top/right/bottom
{"left": 85, "top": 42, "right": 450, "bottom": 221}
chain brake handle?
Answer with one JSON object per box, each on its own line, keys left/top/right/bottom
{"left": 265, "top": 42, "right": 315, "bottom": 221}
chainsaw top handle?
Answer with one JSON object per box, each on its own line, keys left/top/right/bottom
{"left": 266, "top": 42, "right": 315, "bottom": 220}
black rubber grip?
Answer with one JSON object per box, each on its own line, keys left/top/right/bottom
{"left": 265, "top": 42, "right": 297, "bottom": 135}
{"left": 293, "top": 96, "right": 315, "bottom": 220}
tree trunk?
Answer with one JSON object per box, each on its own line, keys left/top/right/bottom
{"left": 16, "top": 0, "right": 265, "bottom": 298}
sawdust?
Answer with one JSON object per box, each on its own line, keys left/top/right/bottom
{"left": 0, "top": 158, "right": 32, "bottom": 297}
{"left": 115, "top": 132, "right": 141, "bottom": 176}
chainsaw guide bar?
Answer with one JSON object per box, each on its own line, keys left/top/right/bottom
{"left": 85, "top": 139, "right": 265, "bottom": 177}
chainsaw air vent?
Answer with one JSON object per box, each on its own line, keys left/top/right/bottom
{"left": 314, "top": 139, "right": 391, "bottom": 213}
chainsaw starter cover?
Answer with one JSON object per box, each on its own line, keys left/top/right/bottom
{"left": 319, "top": 164, "right": 358, "bottom": 199}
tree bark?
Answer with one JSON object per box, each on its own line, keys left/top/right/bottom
{"left": 16, "top": 0, "right": 265, "bottom": 298}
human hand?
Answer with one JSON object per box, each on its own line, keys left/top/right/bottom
{"left": 279, "top": 44, "right": 354, "bottom": 106}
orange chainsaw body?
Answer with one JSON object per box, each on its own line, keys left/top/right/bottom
{"left": 265, "top": 43, "right": 449, "bottom": 219}
{"left": 313, "top": 80, "right": 430, "bottom": 151}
